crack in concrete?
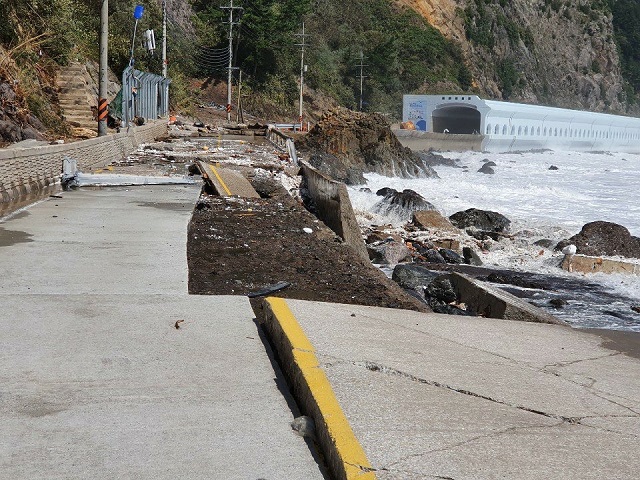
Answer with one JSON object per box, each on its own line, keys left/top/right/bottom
{"left": 542, "top": 352, "right": 621, "bottom": 370}
{"left": 384, "top": 421, "right": 564, "bottom": 472}
{"left": 357, "top": 360, "right": 585, "bottom": 424}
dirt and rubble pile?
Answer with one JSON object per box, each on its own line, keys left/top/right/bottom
{"left": 0, "top": 79, "right": 46, "bottom": 144}
{"left": 295, "top": 107, "right": 438, "bottom": 184}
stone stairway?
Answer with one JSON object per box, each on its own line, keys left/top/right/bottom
{"left": 57, "top": 62, "right": 97, "bottom": 132}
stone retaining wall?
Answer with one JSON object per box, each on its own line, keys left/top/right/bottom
{"left": 0, "top": 121, "right": 167, "bottom": 203}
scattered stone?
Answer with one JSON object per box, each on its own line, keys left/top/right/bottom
{"left": 372, "top": 189, "right": 436, "bottom": 222}
{"left": 425, "top": 276, "right": 458, "bottom": 304}
{"left": 483, "top": 160, "right": 497, "bottom": 167}
{"left": 534, "top": 239, "right": 555, "bottom": 249}
{"left": 556, "top": 221, "right": 640, "bottom": 259}
{"left": 421, "top": 248, "right": 447, "bottom": 264}
{"left": 291, "top": 416, "right": 315, "bottom": 439}
{"left": 367, "top": 240, "right": 412, "bottom": 265}
{"left": 376, "top": 187, "right": 396, "bottom": 197}
{"left": 463, "top": 246, "right": 483, "bottom": 266}
{"left": 412, "top": 210, "right": 459, "bottom": 233}
{"left": 439, "top": 248, "right": 463, "bottom": 264}
{"left": 549, "top": 165, "right": 559, "bottom": 170}
{"left": 392, "top": 264, "right": 441, "bottom": 290}
{"left": 477, "top": 163, "right": 495, "bottom": 174}
{"left": 433, "top": 239, "right": 461, "bottom": 251}
{"left": 449, "top": 208, "right": 511, "bottom": 233}
{"left": 365, "top": 231, "right": 402, "bottom": 244}
{"left": 632, "top": 305, "right": 640, "bottom": 314}
{"left": 549, "top": 298, "right": 568, "bottom": 309}
{"left": 359, "top": 187, "right": 372, "bottom": 193}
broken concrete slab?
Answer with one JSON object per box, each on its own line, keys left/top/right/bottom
{"left": 448, "top": 272, "right": 566, "bottom": 325}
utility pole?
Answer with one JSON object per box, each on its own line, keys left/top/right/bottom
{"left": 162, "top": 0, "right": 167, "bottom": 77}
{"left": 236, "top": 70, "right": 243, "bottom": 124}
{"left": 98, "top": 0, "right": 108, "bottom": 136}
{"left": 221, "top": 0, "right": 242, "bottom": 123}
{"left": 356, "top": 50, "right": 368, "bottom": 112}
{"left": 295, "top": 22, "right": 309, "bottom": 129}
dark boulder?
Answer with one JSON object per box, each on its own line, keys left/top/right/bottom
{"left": 534, "top": 239, "right": 555, "bottom": 249}
{"left": 555, "top": 221, "right": 640, "bottom": 259}
{"left": 463, "top": 246, "right": 483, "bottom": 266}
{"left": 425, "top": 276, "right": 457, "bottom": 304}
{"left": 439, "top": 248, "right": 463, "bottom": 264}
{"left": 421, "top": 248, "right": 447, "bottom": 264}
{"left": 392, "top": 264, "right": 441, "bottom": 290}
{"left": 449, "top": 208, "right": 511, "bottom": 233}
{"left": 372, "top": 189, "right": 436, "bottom": 222}
{"left": 376, "top": 187, "right": 397, "bottom": 197}
{"left": 477, "top": 164, "right": 495, "bottom": 174}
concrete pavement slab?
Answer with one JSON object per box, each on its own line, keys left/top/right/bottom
{"left": 0, "top": 186, "right": 324, "bottom": 479}
{"left": 275, "top": 299, "right": 640, "bottom": 479}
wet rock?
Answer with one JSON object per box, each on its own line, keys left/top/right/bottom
{"left": 478, "top": 163, "right": 495, "bottom": 174}
{"left": 556, "top": 221, "right": 640, "bottom": 259}
{"left": 439, "top": 248, "right": 463, "bottom": 264}
{"left": 449, "top": 208, "right": 511, "bottom": 233}
{"left": 428, "top": 301, "right": 474, "bottom": 316}
{"left": 367, "top": 240, "right": 412, "bottom": 265}
{"left": 359, "top": 187, "right": 372, "bottom": 193}
{"left": 392, "top": 264, "right": 441, "bottom": 290}
{"left": 483, "top": 160, "right": 497, "bottom": 167}
{"left": 421, "top": 248, "right": 447, "bottom": 263}
{"left": 372, "top": 189, "right": 436, "bottom": 222}
{"left": 534, "top": 239, "right": 555, "bottom": 249}
{"left": 425, "top": 276, "right": 458, "bottom": 304}
{"left": 463, "top": 246, "right": 483, "bottom": 266}
{"left": 632, "top": 305, "right": 640, "bottom": 314}
{"left": 549, "top": 298, "right": 568, "bottom": 309}
{"left": 412, "top": 210, "right": 459, "bottom": 233}
{"left": 549, "top": 165, "right": 559, "bottom": 170}
{"left": 365, "top": 231, "right": 402, "bottom": 244}
{"left": 487, "top": 272, "right": 546, "bottom": 290}
{"left": 376, "top": 187, "right": 397, "bottom": 197}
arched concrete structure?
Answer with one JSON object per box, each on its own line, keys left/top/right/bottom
{"left": 403, "top": 94, "right": 640, "bottom": 153}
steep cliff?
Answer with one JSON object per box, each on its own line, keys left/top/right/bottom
{"left": 399, "top": 0, "right": 628, "bottom": 113}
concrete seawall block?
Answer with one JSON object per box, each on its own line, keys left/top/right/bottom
{"left": 300, "top": 161, "right": 369, "bottom": 261}
{"left": 448, "top": 272, "right": 566, "bottom": 325}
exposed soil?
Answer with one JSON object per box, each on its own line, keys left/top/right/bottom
{"left": 187, "top": 185, "right": 428, "bottom": 312}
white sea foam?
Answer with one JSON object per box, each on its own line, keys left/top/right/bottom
{"left": 348, "top": 149, "right": 640, "bottom": 329}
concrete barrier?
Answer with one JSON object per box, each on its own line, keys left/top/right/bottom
{"left": 561, "top": 254, "right": 640, "bottom": 275}
{"left": 300, "top": 160, "right": 369, "bottom": 261}
{"left": 393, "top": 129, "right": 483, "bottom": 152}
{"left": 0, "top": 121, "right": 167, "bottom": 204}
{"left": 448, "top": 272, "right": 566, "bottom": 325}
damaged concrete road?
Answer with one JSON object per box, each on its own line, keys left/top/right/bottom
{"left": 279, "top": 299, "right": 640, "bottom": 479}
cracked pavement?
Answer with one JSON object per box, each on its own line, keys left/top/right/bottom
{"left": 284, "top": 299, "right": 640, "bottom": 479}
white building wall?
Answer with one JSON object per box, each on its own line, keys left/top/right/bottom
{"left": 403, "top": 95, "right": 640, "bottom": 153}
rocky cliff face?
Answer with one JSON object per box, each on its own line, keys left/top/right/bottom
{"left": 399, "top": 0, "right": 628, "bottom": 113}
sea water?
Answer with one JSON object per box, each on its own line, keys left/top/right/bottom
{"left": 348, "top": 150, "right": 640, "bottom": 331}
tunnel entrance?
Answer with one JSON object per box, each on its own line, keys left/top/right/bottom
{"left": 432, "top": 105, "right": 481, "bottom": 134}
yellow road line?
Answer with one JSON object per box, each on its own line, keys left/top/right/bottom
{"left": 265, "top": 297, "right": 376, "bottom": 480}
{"left": 208, "top": 162, "right": 232, "bottom": 196}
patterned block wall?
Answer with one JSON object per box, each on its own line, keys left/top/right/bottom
{"left": 0, "top": 122, "right": 167, "bottom": 203}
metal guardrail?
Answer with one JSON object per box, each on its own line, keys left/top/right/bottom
{"left": 266, "top": 125, "right": 298, "bottom": 164}
{"left": 121, "top": 66, "right": 171, "bottom": 127}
